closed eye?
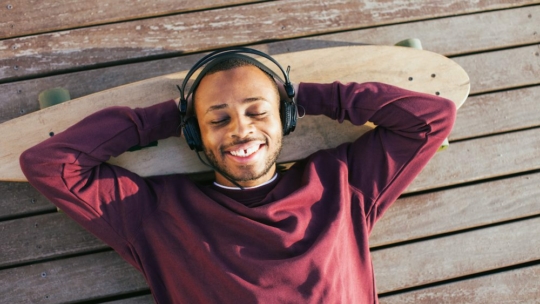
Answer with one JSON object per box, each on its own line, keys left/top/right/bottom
{"left": 248, "top": 112, "right": 267, "bottom": 118}
{"left": 211, "top": 118, "right": 229, "bottom": 125}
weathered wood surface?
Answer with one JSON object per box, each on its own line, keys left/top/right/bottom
{"left": 451, "top": 86, "right": 540, "bottom": 141}
{"left": 373, "top": 217, "right": 540, "bottom": 293}
{"left": 408, "top": 127, "right": 540, "bottom": 193}
{"left": 0, "top": 0, "right": 534, "bottom": 81}
{"left": 453, "top": 44, "right": 540, "bottom": 94}
{"left": 371, "top": 172, "right": 540, "bottom": 247}
{"left": 0, "top": 0, "right": 258, "bottom": 39}
{"left": 379, "top": 264, "right": 540, "bottom": 303}
{"left": 0, "top": 45, "right": 469, "bottom": 182}
{"left": 1, "top": 5, "right": 538, "bottom": 124}
{"left": 0, "top": 213, "right": 107, "bottom": 268}
{"left": 0, "top": 182, "right": 53, "bottom": 220}
{"left": 0, "top": 54, "right": 202, "bottom": 123}
{"left": 1, "top": 1, "right": 540, "bottom": 303}
{"left": 0, "top": 251, "right": 148, "bottom": 304}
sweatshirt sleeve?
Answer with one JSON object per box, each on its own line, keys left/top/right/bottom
{"left": 296, "top": 82, "right": 456, "bottom": 230}
{"left": 19, "top": 100, "right": 181, "bottom": 268}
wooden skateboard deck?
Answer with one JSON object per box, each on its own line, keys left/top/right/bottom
{"left": 0, "top": 45, "right": 470, "bottom": 182}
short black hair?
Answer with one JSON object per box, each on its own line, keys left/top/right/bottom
{"left": 193, "top": 57, "right": 280, "bottom": 104}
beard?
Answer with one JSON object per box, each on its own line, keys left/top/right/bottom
{"left": 203, "top": 136, "right": 283, "bottom": 183}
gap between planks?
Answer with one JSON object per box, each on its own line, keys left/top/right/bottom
{"left": 379, "top": 262, "right": 540, "bottom": 303}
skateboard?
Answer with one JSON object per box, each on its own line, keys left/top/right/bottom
{"left": 0, "top": 43, "right": 470, "bottom": 182}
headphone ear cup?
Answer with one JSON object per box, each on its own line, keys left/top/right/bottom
{"left": 280, "top": 99, "right": 297, "bottom": 136}
{"left": 183, "top": 117, "right": 203, "bottom": 151}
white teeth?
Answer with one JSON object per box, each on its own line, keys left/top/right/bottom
{"left": 230, "top": 145, "right": 259, "bottom": 157}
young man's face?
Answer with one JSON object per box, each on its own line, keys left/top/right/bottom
{"left": 194, "top": 65, "right": 283, "bottom": 188}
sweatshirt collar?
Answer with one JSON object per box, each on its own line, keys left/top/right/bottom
{"left": 213, "top": 173, "right": 278, "bottom": 191}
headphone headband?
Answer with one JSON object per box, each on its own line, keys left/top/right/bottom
{"left": 179, "top": 47, "right": 295, "bottom": 113}
{"left": 187, "top": 53, "right": 285, "bottom": 107}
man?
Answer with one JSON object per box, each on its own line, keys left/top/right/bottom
{"left": 20, "top": 49, "right": 456, "bottom": 303}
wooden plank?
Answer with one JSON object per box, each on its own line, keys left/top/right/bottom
{"left": 451, "top": 86, "right": 540, "bottom": 141}
{"left": 0, "top": 251, "right": 147, "bottom": 304}
{"left": 373, "top": 217, "right": 540, "bottom": 293}
{"left": 371, "top": 172, "right": 540, "bottom": 247}
{"left": 426, "top": 44, "right": 540, "bottom": 94}
{"left": 0, "top": 213, "right": 107, "bottom": 268}
{"left": 454, "top": 44, "right": 540, "bottom": 94}
{"left": 407, "top": 127, "right": 540, "bottom": 193}
{"left": 379, "top": 264, "right": 540, "bottom": 303}
{"left": 0, "top": 0, "right": 258, "bottom": 39}
{"left": 0, "top": 53, "right": 202, "bottom": 124}
{"left": 263, "top": 5, "right": 540, "bottom": 57}
{"left": 0, "top": 0, "right": 534, "bottom": 81}
{"left": 0, "top": 182, "right": 54, "bottom": 220}
{"left": 2, "top": 6, "right": 538, "bottom": 123}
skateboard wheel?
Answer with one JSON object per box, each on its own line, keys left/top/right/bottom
{"left": 38, "top": 87, "right": 71, "bottom": 109}
{"left": 438, "top": 138, "right": 450, "bottom": 152}
{"left": 395, "top": 38, "right": 423, "bottom": 50}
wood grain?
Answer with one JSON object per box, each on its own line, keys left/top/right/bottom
{"left": 451, "top": 86, "right": 540, "bottom": 141}
{"left": 0, "top": 53, "right": 202, "bottom": 124}
{"left": 379, "top": 264, "right": 540, "bottom": 303}
{"left": 2, "top": 6, "right": 538, "bottom": 124}
{"left": 371, "top": 172, "right": 540, "bottom": 247}
{"left": 277, "top": 5, "right": 540, "bottom": 57}
{"left": 0, "top": 0, "right": 533, "bottom": 81}
{"left": 1, "top": 2, "right": 539, "bottom": 303}
{"left": 408, "top": 127, "right": 540, "bottom": 193}
{"left": 454, "top": 44, "right": 540, "bottom": 94}
{"left": 0, "top": 0, "right": 258, "bottom": 39}
{"left": 0, "top": 182, "right": 54, "bottom": 220}
{"left": 0, "top": 251, "right": 147, "bottom": 304}
{"left": 373, "top": 217, "right": 540, "bottom": 293}
{"left": 0, "top": 213, "right": 107, "bottom": 268}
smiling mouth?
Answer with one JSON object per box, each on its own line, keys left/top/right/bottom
{"left": 229, "top": 145, "right": 261, "bottom": 157}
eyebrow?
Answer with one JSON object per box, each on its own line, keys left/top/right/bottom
{"left": 205, "top": 97, "right": 268, "bottom": 114}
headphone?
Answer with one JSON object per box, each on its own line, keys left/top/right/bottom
{"left": 177, "top": 47, "right": 298, "bottom": 152}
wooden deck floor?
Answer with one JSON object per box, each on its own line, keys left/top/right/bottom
{"left": 1, "top": 1, "right": 539, "bottom": 303}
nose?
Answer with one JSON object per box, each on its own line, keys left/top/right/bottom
{"left": 229, "top": 114, "right": 254, "bottom": 138}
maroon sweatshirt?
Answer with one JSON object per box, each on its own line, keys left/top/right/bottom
{"left": 20, "top": 82, "right": 456, "bottom": 303}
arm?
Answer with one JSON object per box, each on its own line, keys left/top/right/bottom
{"left": 19, "top": 100, "right": 181, "bottom": 267}
{"left": 296, "top": 82, "right": 456, "bottom": 229}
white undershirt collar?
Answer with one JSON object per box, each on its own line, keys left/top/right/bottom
{"left": 213, "top": 173, "right": 278, "bottom": 191}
